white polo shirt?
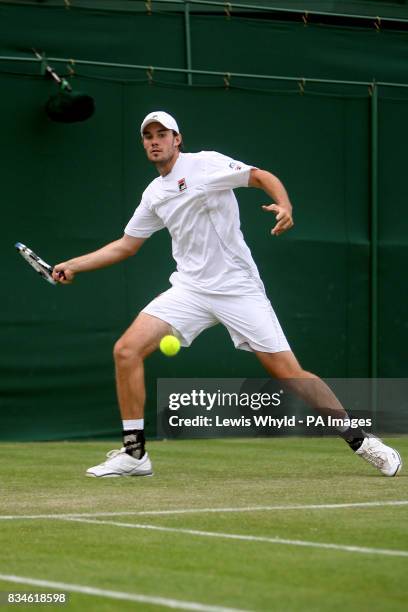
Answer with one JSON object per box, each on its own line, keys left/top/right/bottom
{"left": 125, "top": 151, "right": 265, "bottom": 295}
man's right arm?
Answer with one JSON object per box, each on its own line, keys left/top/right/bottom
{"left": 52, "top": 234, "right": 146, "bottom": 284}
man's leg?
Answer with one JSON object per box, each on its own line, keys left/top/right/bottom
{"left": 255, "top": 350, "right": 351, "bottom": 424}
{"left": 255, "top": 350, "right": 402, "bottom": 476}
{"left": 86, "top": 313, "right": 171, "bottom": 477}
{"left": 114, "top": 312, "right": 171, "bottom": 421}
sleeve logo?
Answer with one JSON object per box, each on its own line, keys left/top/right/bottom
{"left": 229, "top": 161, "right": 242, "bottom": 171}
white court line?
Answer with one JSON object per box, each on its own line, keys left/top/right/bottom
{"left": 0, "top": 574, "right": 248, "bottom": 612}
{"left": 1, "top": 500, "right": 407, "bottom": 521}
{"left": 60, "top": 516, "right": 408, "bottom": 558}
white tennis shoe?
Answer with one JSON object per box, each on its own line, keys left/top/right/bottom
{"left": 86, "top": 448, "right": 153, "bottom": 478}
{"left": 355, "top": 435, "right": 402, "bottom": 476}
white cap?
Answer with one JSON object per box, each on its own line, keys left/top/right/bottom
{"left": 140, "top": 111, "right": 179, "bottom": 135}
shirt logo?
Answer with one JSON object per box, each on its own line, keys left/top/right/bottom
{"left": 178, "top": 178, "right": 187, "bottom": 191}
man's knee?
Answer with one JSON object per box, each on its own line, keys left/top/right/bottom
{"left": 272, "top": 361, "right": 317, "bottom": 380}
{"left": 272, "top": 362, "right": 305, "bottom": 378}
{"left": 257, "top": 351, "right": 310, "bottom": 378}
{"left": 113, "top": 338, "right": 142, "bottom": 365}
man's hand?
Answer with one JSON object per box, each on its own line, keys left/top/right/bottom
{"left": 52, "top": 262, "right": 75, "bottom": 284}
{"left": 249, "top": 169, "right": 294, "bottom": 237}
{"left": 262, "top": 203, "right": 294, "bottom": 236}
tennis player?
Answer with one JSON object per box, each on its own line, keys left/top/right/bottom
{"left": 53, "top": 111, "right": 402, "bottom": 478}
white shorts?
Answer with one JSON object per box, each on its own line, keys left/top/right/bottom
{"left": 142, "top": 285, "right": 290, "bottom": 354}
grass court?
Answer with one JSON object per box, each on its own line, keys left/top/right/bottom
{"left": 0, "top": 437, "right": 407, "bottom": 611}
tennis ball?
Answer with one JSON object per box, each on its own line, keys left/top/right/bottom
{"left": 159, "top": 335, "right": 180, "bottom": 357}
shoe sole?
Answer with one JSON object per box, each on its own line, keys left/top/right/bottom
{"left": 86, "top": 471, "right": 154, "bottom": 478}
{"left": 388, "top": 451, "right": 402, "bottom": 477}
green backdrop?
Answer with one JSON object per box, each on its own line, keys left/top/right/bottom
{"left": 0, "top": 1, "right": 407, "bottom": 440}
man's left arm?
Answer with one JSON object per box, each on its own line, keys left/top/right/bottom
{"left": 248, "top": 168, "right": 294, "bottom": 236}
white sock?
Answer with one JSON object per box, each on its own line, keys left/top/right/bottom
{"left": 122, "top": 419, "right": 144, "bottom": 431}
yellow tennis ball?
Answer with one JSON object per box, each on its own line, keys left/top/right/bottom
{"left": 159, "top": 334, "right": 180, "bottom": 357}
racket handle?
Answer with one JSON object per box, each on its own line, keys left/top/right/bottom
{"left": 51, "top": 267, "right": 66, "bottom": 281}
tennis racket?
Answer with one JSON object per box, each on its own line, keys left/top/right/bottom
{"left": 15, "top": 242, "right": 61, "bottom": 285}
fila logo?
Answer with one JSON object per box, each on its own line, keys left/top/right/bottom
{"left": 178, "top": 178, "right": 187, "bottom": 191}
